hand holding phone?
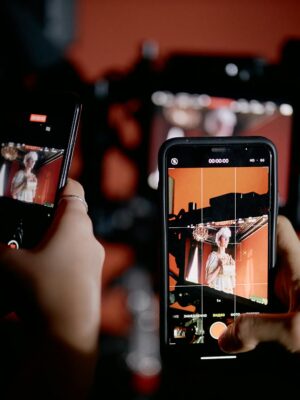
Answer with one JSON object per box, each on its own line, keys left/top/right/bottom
{"left": 0, "top": 91, "right": 82, "bottom": 249}
{"left": 158, "top": 136, "right": 278, "bottom": 364}
{"left": 219, "top": 215, "right": 300, "bottom": 355}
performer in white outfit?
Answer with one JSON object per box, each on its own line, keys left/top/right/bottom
{"left": 11, "top": 151, "right": 38, "bottom": 203}
{"left": 205, "top": 226, "right": 235, "bottom": 294}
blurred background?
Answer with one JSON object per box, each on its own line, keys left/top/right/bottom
{"left": 1, "top": 0, "right": 300, "bottom": 398}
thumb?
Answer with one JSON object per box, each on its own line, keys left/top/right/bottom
{"left": 218, "top": 312, "right": 300, "bottom": 354}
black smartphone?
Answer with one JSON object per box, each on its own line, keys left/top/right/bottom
{"left": 0, "top": 91, "right": 82, "bottom": 249}
{"left": 158, "top": 136, "right": 278, "bottom": 364}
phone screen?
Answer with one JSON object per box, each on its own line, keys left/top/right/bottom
{"left": 0, "top": 92, "right": 81, "bottom": 248}
{"left": 159, "top": 137, "right": 277, "bottom": 361}
{"left": 1, "top": 143, "right": 64, "bottom": 207}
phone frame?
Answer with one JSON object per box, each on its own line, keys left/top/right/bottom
{"left": 158, "top": 136, "right": 278, "bottom": 365}
{"left": 0, "top": 91, "right": 82, "bottom": 248}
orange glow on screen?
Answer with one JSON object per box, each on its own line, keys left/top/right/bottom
{"left": 30, "top": 114, "right": 47, "bottom": 123}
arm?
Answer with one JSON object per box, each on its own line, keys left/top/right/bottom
{"left": 219, "top": 215, "right": 300, "bottom": 354}
{"left": 0, "top": 178, "right": 104, "bottom": 399}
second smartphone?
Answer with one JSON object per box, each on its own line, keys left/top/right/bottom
{"left": 158, "top": 136, "right": 278, "bottom": 364}
{"left": 0, "top": 92, "right": 82, "bottom": 249}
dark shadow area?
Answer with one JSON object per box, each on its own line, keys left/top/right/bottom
{"left": 1, "top": 1, "right": 300, "bottom": 398}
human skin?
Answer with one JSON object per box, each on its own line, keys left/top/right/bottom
{"left": 0, "top": 178, "right": 105, "bottom": 399}
{"left": 219, "top": 215, "right": 300, "bottom": 354}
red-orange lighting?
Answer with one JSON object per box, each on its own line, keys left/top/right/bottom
{"left": 30, "top": 114, "right": 47, "bottom": 123}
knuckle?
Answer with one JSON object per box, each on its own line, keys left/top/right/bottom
{"left": 233, "top": 314, "right": 258, "bottom": 351}
{"left": 66, "top": 178, "right": 85, "bottom": 196}
{"left": 234, "top": 314, "right": 252, "bottom": 340}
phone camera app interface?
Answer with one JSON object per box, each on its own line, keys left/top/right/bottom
{"left": 166, "top": 153, "right": 271, "bottom": 358}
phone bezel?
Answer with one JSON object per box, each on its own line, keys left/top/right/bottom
{"left": 158, "top": 136, "right": 278, "bottom": 364}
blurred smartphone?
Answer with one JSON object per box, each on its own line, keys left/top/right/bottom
{"left": 158, "top": 136, "right": 278, "bottom": 364}
{"left": 0, "top": 91, "right": 82, "bottom": 249}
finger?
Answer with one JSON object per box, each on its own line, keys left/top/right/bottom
{"left": 101, "top": 287, "right": 133, "bottom": 336}
{"left": 45, "top": 178, "right": 88, "bottom": 233}
{"left": 218, "top": 312, "right": 300, "bottom": 354}
{"left": 276, "top": 215, "right": 300, "bottom": 278}
{"left": 42, "top": 179, "right": 92, "bottom": 243}
{"left": 59, "top": 178, "right": 85, "bottom": 198}
{"left": 101, "top": 242, "right": 135, "bottom": 287}
{"left": 275, "top": 215, "right": 300, "bottom": 308}
{"left": 57, "top": 178, "right": 88, "bottom": 214}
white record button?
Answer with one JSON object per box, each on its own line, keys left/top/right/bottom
{"left": 7, "top": 239, "right": 19, "bottom": 249}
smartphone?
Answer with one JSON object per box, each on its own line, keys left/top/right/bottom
{"left": 158, "top": 136, "right": 278, "bottom": 364}
{"left": 0, "top": 91, "right": 82, "bottom": 249}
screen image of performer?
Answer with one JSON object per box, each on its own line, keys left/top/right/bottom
{"left": 205, "top": 227, "right": 236, "bottom": 294}
{"left": 11, "top": 151, "right": 38, "bottom": 203}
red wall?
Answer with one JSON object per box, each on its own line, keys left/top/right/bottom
{"left": 67, "top": 1, "right": 300, "bottom": 82}
{"left": 35, "top": 158, "right": 63, "bottom": 205}
{"left": 169, "top": 167, "right": 268, "bottom": 215}
{"left": 235, "top": 224, "right": 268, "bottom": 300}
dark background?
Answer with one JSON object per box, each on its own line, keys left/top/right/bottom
{"left": 1, "top": 1, "right": 300, "bottom": 399}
